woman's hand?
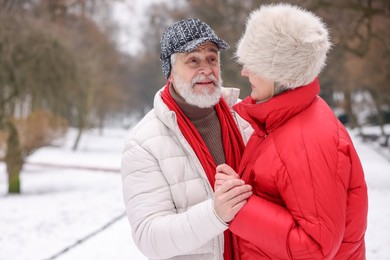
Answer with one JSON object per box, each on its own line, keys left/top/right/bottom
{"left": 213, "top": 178, "right": 252, "bottom": 223}
{"left": 215, "top": 163, "right": 241, "bottom": 190}
{"left": 212, "top": 164, "right": 252, "bottom": 223}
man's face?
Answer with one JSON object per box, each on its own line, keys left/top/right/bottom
{"left": 169, "top": 42, "right": 222, "bottom": 108}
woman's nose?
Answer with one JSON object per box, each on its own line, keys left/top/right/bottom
{"left": 241, "top": 67, "right": 248, "bottom": 77}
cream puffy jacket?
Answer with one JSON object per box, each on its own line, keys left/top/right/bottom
{"left": 121, "top": 87, "right": 252, "bottom": 260}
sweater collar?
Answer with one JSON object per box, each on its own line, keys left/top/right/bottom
{"left": 234, "top": 78, "right": 320, "bottom": 136}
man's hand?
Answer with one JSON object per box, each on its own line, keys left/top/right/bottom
{"left": 213, "top": 176, "right": 252, "bottom": 223}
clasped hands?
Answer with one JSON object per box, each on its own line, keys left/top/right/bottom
{"left": 213, "top": 164, "right": 252, "bottom": 223}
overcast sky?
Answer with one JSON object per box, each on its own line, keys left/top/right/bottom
{"left": 112, "top": 0, "right": 170, "bottom": 56}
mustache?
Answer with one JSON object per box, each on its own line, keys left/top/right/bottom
{"left": 191, "top": 74, "right": 218, "bottom": 86}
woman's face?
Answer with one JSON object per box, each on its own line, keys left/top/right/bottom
{"left": 241, "top": 67, "right": 274, "bottom": 102}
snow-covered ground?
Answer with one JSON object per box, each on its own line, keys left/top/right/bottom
{"left": 0, "top": 127, "right": 389, "bottom": 260}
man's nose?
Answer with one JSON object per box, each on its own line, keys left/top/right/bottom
{"left": 199, "top": 61, "right": 214, "bottom": 75}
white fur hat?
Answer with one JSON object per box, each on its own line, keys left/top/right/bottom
{"left": 236, "top": 3, "right": 331, "bottom": 89}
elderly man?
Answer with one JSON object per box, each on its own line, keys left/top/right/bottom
{"left": 121, "top": 18, "right": 252, "bottom": 260}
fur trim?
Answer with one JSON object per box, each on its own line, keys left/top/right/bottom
{"left": 236, "top": 3, "right": 331, "bottom": 89}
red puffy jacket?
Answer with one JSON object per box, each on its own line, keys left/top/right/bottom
{"left": 230, "top": 79, "right": 368, "bottom": 259}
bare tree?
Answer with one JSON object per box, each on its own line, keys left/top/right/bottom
{"left": 0, "top": 0, "right": 127, "bottom": 193}
{"left": 313, "top": 0, "right": 390, "bottom": 129}
{"left": 0, "top": 13, "right": 78, "bottom": 193}
{"left": 33, "top": 0, "right": 125, "bottom": 149}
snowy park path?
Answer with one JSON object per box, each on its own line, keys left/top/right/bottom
{"left": 0, "top": 128, "right": 389, "bottom": 260}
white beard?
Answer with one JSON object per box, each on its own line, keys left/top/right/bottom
{"left": 172, "top": 73, "right": 222, "bottom": 108}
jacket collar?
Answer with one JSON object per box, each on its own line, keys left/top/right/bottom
{"left": 234, "top": 78, "right": 320, "bottom": 137}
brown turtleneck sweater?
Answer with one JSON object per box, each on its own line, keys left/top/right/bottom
{"left": 169, "top": 84, "right": 226, "bottom": 165}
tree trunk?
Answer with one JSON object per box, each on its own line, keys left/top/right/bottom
{"left": 369, "top": 90, "right": 386, "bottom": 137}
{"left": 343, "top": 89, "right": 359, "bottom": 129}
{"left": 72, "top": 123, "right": 84, "bottom": 151}
{"left": 5, "top": 120, "right": 23, "bottom": 194}
{"left": 72, "top": 107, "right": 86, "bottom": 151}
{"left": 98, "top": 112, "right": 105, "bottom": 136}
{"left": 73, "top": 82, "right": 93, "bottom": 150}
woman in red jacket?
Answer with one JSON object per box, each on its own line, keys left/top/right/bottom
{"left": 215, "top": 3, "right": 368, "bottom": 259}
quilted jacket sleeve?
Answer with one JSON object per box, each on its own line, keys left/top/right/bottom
{"left": 121, "top": 138, "right": 227, "bottom": 259}
{"left": 230, "top": 137, "right": 356, "bottom": 259}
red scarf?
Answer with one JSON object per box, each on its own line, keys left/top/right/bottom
{"left": 162, "top": 82, "right": 244, "bottom": 260}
